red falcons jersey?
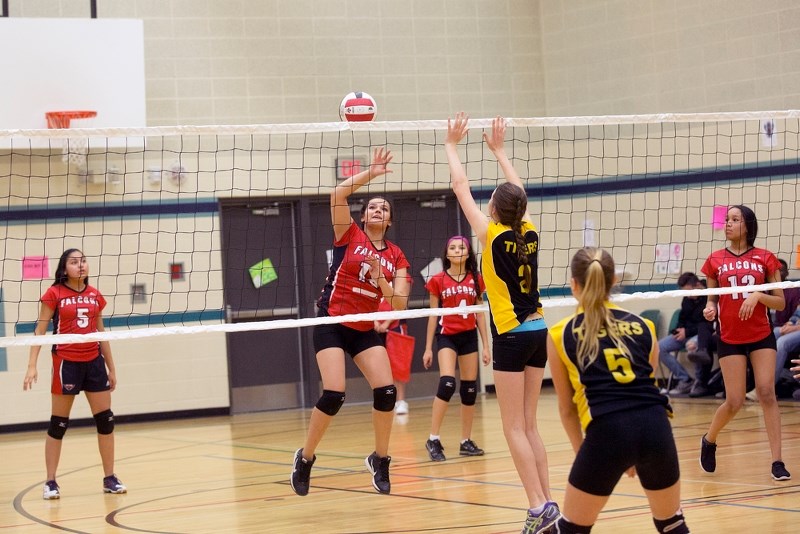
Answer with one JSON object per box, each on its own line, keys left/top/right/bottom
{"left": 41, "top": 283, "right": 107, "bottom": 362}
{"left": 701, "top": 247, "right": 780, "bottom": 344}
{"left": 318, "top": 222, "right": 410, "bottom": 331}
{"left": 425, "top": 271, "right": 485, "bottom": 335}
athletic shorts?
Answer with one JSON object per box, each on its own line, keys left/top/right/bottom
{"left": 569, "top": 404, "right": 680, "bottom": 496}
{"left": 717, "top": 331, "right": 776, "bottom": 359}
{"left": 492, "top": 329, "right": 548, "bottom": 372}
{"left": 313, "top": 322, "right": 384, "bottom": 357}
{"left": 51, "top": 353, "right": 110, "bottom": 395}
{"left": 436, "top": 329, "right": 479, "bottom": 356}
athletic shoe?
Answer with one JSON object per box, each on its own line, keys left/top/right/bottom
{"left": 689, "top": 382, "right": 710, "bottom": 398}
{"left": 365, "top": 452, "right": 391, "bottom": 494}
{"left": 459, "top": 439, "right": 485, "bottom": 456}
{"left": 290, "top": 448, "right": 315, "bottom": 496}
{"left": 395, "top": 400, "right": 409, "bottom": 415}
{"left": 687, "top": 349, "right": 712, "bottom": 366}
{"left": 745, "top": 388, "right": 758, "bottom": 402}
{"left": 426, "top": 438, "right": 446, "bottom": 462}
{"left": 521, "top": 501, "right": 561, "bottom": 534}
{"left": 668, "top": 380, "right": 693, "bottom": 395}
{"left": 102, "top": 474, "right": 127, "bottom": 494}
{"left": 772, "top": 461, "right": 791, "bottom": 481}
{"left": 700, "top": 434, "right": 717, "bottom": 473}
{"left": 43, "top": 480, "right": 60, "bottom": 500}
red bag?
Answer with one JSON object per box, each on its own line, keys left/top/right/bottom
{"left": 385, "top": 329, "right": 415, "bottom": 383}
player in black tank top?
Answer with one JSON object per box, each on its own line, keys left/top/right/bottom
{"left": 547, "top": 247, "right": 690, "bottom": 534}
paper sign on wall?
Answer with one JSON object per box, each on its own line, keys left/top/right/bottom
{"left": 420, "top": 258, "right": 443, "bottom": 283}
{"left": 712, "top": 205, "right": 727, "bottom": 229}
{"left": 655, "top": 243, "right": 683, "bottom": 275}
{"left": 583, "top": 219, "right": 596, "bottom": 247}
{"left": 249, "top": 258, "right": 278, "bottom": 288}
{"left": 22, "top": 256, "right": 49, "bottom": 280}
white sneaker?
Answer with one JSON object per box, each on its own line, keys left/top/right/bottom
{"left": 43, "top": 480, "right": 60, "bottom": 500}
{"left": 395, "top": 400, "right": 409, "bottom": 415}
{"left": 745, "top": 389, "right": 758, "bottom": 401}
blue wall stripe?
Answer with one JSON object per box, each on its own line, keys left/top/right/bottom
{"left": 473, "top": 160, "right": 800, "bottom": 200}
{"left": 0, "top": 200, "right": 219, "bottom": 224}
{"left": 15, "top": 309, "right": 225, "bottom": 335}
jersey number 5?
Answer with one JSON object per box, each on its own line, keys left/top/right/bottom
{"left": 604, "top": 348, "right": 635, "bottom": 384}
{"left": 76, "top": 308, "right": 90, "bottom": 328}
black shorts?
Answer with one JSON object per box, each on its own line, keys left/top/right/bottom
{"left": 492, "top": 329, "right": 548, "bottom": 372}
{"left": 436, "top": 329, "right": 479, "bottom": 356}
{"left": 51, "top": 353, "right": 110, "bottom": 395}
{"left": 313, "top": 322, "right": 384, "bottom": 357}
{"left": 717, "top": 331, "right": 777, "bottom": 359}
{"left": 569, "top": 405, "right": 680, "bottom": 496}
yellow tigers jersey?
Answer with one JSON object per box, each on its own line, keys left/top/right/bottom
{"left": 482, "top": 220, "right": 542, "bottom": 335}
{"left": 549, "top": 303, "right": 669, "bottom": 431}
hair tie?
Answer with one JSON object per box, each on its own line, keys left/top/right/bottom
{"left": 447, "top": 235, "right": 469, "bottom": 247}
{"left": 590, "top": 259, "right": 602, "bottom": 265}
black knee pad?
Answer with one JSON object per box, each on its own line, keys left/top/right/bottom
{"left": 373, "top": 384, "right": 396, "bottom": 412}
{"left": 315, "top": 389, "right": 346, "bottom": 416}
{"left": 47, "top": 416, "right": 69, "bottom": 440}
{"left": 653, "top": 511, "right": 689, "bottom": 534}
{"left": 460, "top": 380, "right": 478, "bottom": 406}
{"left": 436, "top": 375, "right": 456, "bottom": 402}
{"left": 554, "top": 517, "right": 593, "bottom": 534}
{"left": 94, "top": 409, "right": 115, "bottom": 435}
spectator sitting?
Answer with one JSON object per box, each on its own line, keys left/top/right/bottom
{"left": 746, "top": 259, "right": 800, "bottom": 400}
{"left": 658, "top": 272, "right": 708, "bottom": 395}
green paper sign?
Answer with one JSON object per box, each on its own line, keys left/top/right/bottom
{"left": 249, "top": 258, "right": 278, "bottom": 288}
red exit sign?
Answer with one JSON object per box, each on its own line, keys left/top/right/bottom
{"left": 335, "top": 157, "right": 367, "bottom": 180}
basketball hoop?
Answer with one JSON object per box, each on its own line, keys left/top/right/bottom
{"left": 45, "top": 110, "right": 97, "bottom": 129}
{"left": 45, "top": 110, "right": 97, "bottom": 170}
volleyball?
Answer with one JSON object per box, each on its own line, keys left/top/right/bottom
{"left": 339, "top": 91, "right": 377, "bottom": 122}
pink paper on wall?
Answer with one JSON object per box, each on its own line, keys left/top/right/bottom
{"left": 712, "top": 205, "right": 728, "bottom": 229}
{"left": 22, "top": 256, "right": 49, "bottom": 280}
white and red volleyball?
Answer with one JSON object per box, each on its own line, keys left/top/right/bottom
{"left": 339, "top": 91, "right": 377, "bottom": 122}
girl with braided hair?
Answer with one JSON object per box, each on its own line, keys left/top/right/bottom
{"left": 445, "top": 113, "right": 558, "bottom": 534}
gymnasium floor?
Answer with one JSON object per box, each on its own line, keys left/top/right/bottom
{"left": 2, "top": 387, "right": 798, "bottom": 533}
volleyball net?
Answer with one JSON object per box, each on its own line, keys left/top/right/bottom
{"left": 2, "top": 111, "right": 800, "bottom": 348}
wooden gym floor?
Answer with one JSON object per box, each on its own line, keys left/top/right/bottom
{"left": 2, "top": 387, "right": 799, "bottom": 533}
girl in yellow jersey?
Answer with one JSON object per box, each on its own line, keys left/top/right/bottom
{"left": 547, "top": 247, "right": 690, "bottom": 534}
{"left": 446, "top": 112, "right": 557, "bottom": 534}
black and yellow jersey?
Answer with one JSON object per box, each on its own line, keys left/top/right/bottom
{"left": 482, "top": 220, "right": 541, "bottom": 335}
{"left": 549, "top": 303, "right": 669, "bottom": 431}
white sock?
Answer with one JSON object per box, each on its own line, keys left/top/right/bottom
{"left": 429, "top": 434, "right": 440, "bottom": 441}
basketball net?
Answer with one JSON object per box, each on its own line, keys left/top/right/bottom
{"left": 45, "top": 111, "right": 97, "bottom": 172}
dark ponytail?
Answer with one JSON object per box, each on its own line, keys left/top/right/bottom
{"left": 492, "top": 182, "right": 532, "bottom": 293}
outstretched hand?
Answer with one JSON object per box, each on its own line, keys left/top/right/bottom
{"left": 368, "top": 147, "right": 394, "bottom": 179}
{"left": 446, "top": 111, "right": 469, "bottom": 145}
{"left": 483, "top": 116, "right": 506, "bottom": 153}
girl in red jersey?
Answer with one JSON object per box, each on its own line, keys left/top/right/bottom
{"left": 22, "top": 248, "right": 125, "bottom": 499}
{"left": 699, "top": 205, "right": 790, "bottom": 481}
{"left": 422, "top": 235, "right": 490, "bottom": 461}
{"left": 291, "top": 147, "right": 410, "bottom": 496}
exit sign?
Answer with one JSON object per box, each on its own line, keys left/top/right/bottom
{"left": 335, "top": 157, "right": 367, "bottom": 180}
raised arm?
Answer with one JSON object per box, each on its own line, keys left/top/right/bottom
{"left": 483, "top": 116, "right": 531, "bottom": 223}
{"left": 445, "top": 112, "right": 488, "bottom": 247}
{"left": 330, "top": 147, "right": 393, "bottom": 241}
